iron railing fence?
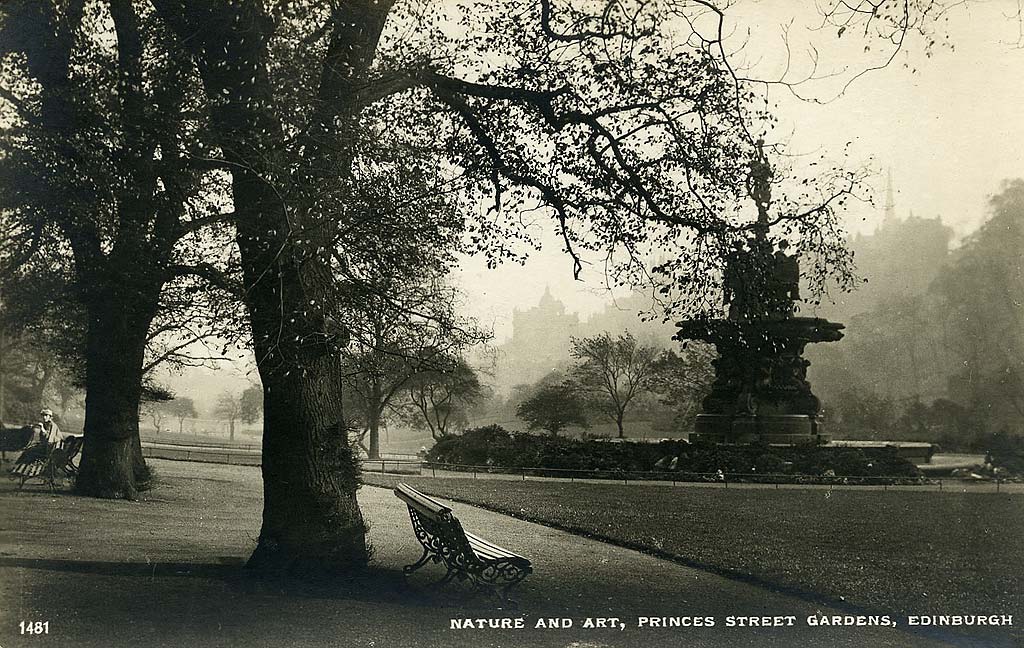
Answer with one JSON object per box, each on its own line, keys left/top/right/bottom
{"left": 143, "top": 439, "right": 263, "bottom": 452}
{"left": 133, "top": 447, "right": 1014, "bottom": 492}
{"left": 360, "top": 460, "right": 1013, "bottom": 492}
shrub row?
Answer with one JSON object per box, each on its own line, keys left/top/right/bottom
{"left": 426, "top": 425, "right": 922, "bottom": 477}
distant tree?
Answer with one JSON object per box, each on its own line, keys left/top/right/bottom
{"left": 507, "top": 370, "right": 567, "bottom": 412}
{"left": 52, "top": 372, "right": 82, "bottom": 421}
{"left": 406, "top": 359, "right": 485, "bottom": 441}
{"left": 831, "top": 389, "right": 898, "bottom": 440}
{"left": 341, "top": 279, "right": 487, "bottom": 460}
{"left": 932, "top": 179, "right": 1024, "bottom": 434}
{"left": 147, "top": 403, "right": 168, "bottom": 435}
{"left": 344, "top": 344, "right": 432, "bottom": 459}
{"left": 516, "top": 382, "right": 588, "bottom": 436}
{"left": 0, "top": 332, "right": 59, "bottom": 423}
{"left": 165, "top": 398, "right": 198, "bottom": 435}
{"left": 0, "top": 277, "right": 84, "bottom": 424}
{"left": 239, "top": 385, "right": 263, "bottom": 425}
{"left": 214, "top": 392, "right": 243, "bottom": 442}
{"left": 650, "top": 343, "right": 717, "bottom": 433}
{"left": 896, "top": 398, "right": 972, "bottom": 448}
{"left": 570, "top": 331, "right": 660, "bottom": 438}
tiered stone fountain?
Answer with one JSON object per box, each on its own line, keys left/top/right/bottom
{"left": 676, "top": 144, "right": 844, "bottom": 445}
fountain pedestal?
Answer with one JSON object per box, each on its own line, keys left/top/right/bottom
{"left": 676, "top": 316, "right": 844, "bottom": 445}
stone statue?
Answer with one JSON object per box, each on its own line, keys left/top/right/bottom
{"left": 771, "top": 239, "right": 800, "bottom": 317}
{"left": 723, "top": 241, "right": 748, "bottom": 321}
{"left": 747, "top": 140, "right": 773, "bottom": 225}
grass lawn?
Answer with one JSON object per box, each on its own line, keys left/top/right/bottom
{"left": 363, "top": 473, "right": 1023, "bottom": 626}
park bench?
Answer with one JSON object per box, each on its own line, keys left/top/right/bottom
{"left": 10, "top": 435, "right": 83, "bottom": 491}
{"left": 394, "top": 483, "right": 532, "bottom": 603}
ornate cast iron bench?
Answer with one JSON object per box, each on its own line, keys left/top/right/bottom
{"left": 394, "top": 483, "right": 532, "bottom": 602}
{"left": 10, "top": 435, "right": 83, "bottom": 491}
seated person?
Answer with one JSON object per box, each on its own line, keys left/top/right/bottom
{"left": 10, "top": 408, "right": 67, "bottom": 475}
{"left": 37, "top": 408, "right": 65, "bottom": 445}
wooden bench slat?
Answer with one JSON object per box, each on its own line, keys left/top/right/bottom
{"left": 394, "top": 483, "right": 450, "bottom": 521}
{"left": 395, "top": 483, "right": 449, "bottom": 510}
{"left": 465, "top": 531, "right": 527, "bottom": 562}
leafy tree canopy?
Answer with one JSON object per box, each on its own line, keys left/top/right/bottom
{"left": 516, "top": 381, "right": 589, "bottom": 436}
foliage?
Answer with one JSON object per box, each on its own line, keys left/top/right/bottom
{"left": 213, "top": 392, "right": 242, "bottom": 422}
{"left": 239, "top": 385, "right": 262, "bottom": 425}
{"left": 895, "top": 398, "right": 972, "bottom": 447}
{"left": 649, "top": 342, "right": 717, "bottom": 433}
{"left": 515, "top": 381, "right": 589, "bottom": 435}
{"left": 162, "top": 397, "right": 198, "bottom": 433}
{"left": 0, "top": 2, "right": 246, "bottom": 363}
{"left": 405, "top": 357, "right": 486, "bottom": 441}
{"left": 213, "top": 391, "right": 243, "bottom": 440}
{"left": 570, "top": 331, "right": 661, "bottom": 437}
{"left": 932, "top": 179, "right": 1024, "bottom": 434}
{"left": 830, "top": 389, "right": 898, "bottom": 440}
{"left": 0, "top": 0, "right": 246, "bottom": 496}
{"left": 426, "top": 429, "right": 921, "bottom": 477}
{"left": 340, "top": 277, "right": 488, "bottom": 458}
{"left": 0, "top": 326, "right": 68, "bottom": 423}
{"left": 809, "top": 180, "right": 1024, "bottom": 449}
{"left": 428, "top": 425, "right": 516, "bottom": 467}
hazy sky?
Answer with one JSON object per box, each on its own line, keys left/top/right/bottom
{"left": 456, "top": 1, "right": 1024, "bottom": 342}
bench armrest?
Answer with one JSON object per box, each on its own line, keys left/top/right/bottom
{"left": 395, "top": 483, "right": 451, "bottom": 521}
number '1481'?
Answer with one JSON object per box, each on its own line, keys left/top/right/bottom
{"left": 20, "top": 621, "right": 49, "bottom": 634}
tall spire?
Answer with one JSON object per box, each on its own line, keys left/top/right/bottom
{"left": 883, "top": 168, "right": 896, "bottom": 224}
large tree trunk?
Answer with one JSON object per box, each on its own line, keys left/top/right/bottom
{"left": 150, "top": 0, "right": 391, "bottom": 576}
{"left": 234, "top": 172, "right": 368, "bottom": 575}
{"left": 249, "top": 363, "right": 367, "bottom": 575}
{"left": 240, "top": 226, "right": 369, "bottom": 574}
{"left": 75, "top": 297, "right": 152, "bottom": 499}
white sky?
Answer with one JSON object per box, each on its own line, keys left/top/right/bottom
{"left": 456, "top": 1, "right": 1024, "bottom": 343}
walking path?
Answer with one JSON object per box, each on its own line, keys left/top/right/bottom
{"left": 0, "top": 460, "right": 1000, "bottom": 647}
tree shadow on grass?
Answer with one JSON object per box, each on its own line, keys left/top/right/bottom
{"left": 0, "top": 556, "right": 502, "bottom": 611}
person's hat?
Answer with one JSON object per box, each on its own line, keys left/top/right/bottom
{"left": 40, "top": 408, "right": 53, "bottom": 416}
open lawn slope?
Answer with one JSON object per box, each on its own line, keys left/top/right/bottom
{"left": 0, "top": 460, "right": 1018, "bottom": 648}
{"left": 364, "top": 473, "right": 1023, "bottom": 644}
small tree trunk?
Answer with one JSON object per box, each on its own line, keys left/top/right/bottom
{"left": 229, "top": 419, "right": 235, "bottom": 442}
{"left": 367, "top": 401, "right": 381, "bottom": 461}
{"left": 616, "top": 414, "right": 626, "bottom": 439}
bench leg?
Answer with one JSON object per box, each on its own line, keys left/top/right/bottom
{"left": 403, "top": 548, "right": 434, "bottom": 575}
{"left": 435, "top": 567, "right": 460, "bottom": 586}
{"left": 457, "top": 574, "right": 519, "bottom": 608}
{"left": 497, "top": 583, "right": 521, "bottom": 608}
